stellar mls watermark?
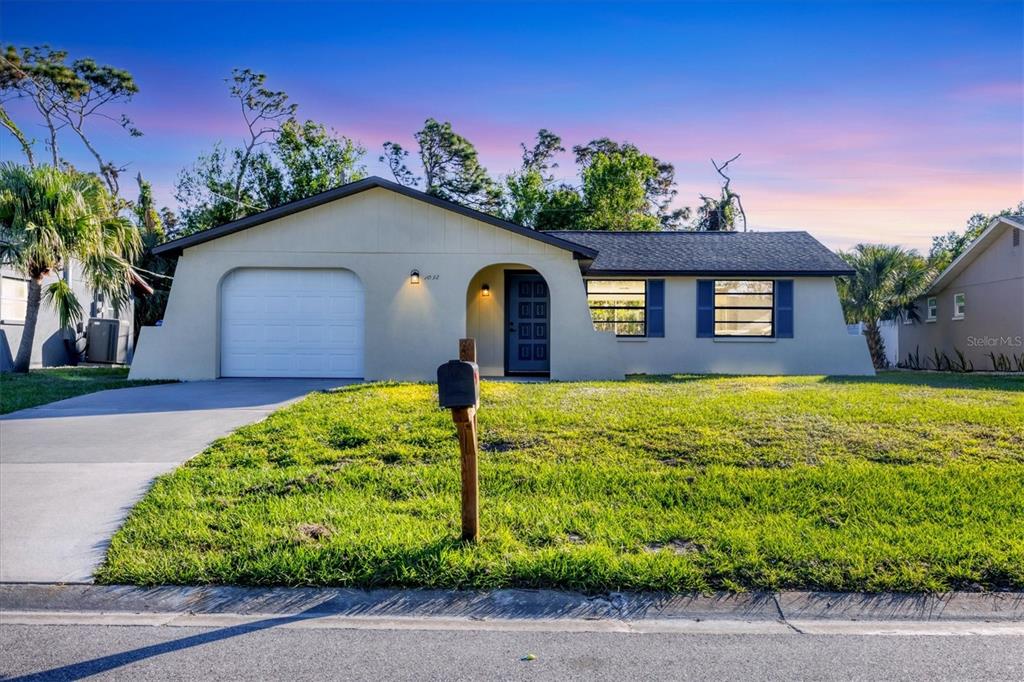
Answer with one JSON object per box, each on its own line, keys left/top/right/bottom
{"left": 966, "top": 336, "right": 1023, "bottom": 347}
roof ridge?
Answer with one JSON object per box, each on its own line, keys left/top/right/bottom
{"left": 546, "top": 230, "right": 811, "bottom": 235}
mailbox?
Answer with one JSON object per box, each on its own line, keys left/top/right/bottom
{"left": 437, "top": 360, "right": 479, "bottom": 409}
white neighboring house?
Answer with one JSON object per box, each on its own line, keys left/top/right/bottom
{"left": 130, "top": 177, "right": 873, "bottom": 381}
{"left": 0, "top": 261, "right": 137, "bottom": 371}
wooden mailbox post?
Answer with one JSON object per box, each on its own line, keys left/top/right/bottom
{"left": 437, "top": 338, "right": 480, "bottom": 542}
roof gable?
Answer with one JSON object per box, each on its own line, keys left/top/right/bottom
{"left": 152, "top": 177, "right": 597, "bottom": 258}
{"left": 926, "top": 216, "right": 1024, "bottom": 294}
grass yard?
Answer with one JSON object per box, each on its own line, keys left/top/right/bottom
{"left": 0, "top": 366, "right": 170, "bottom": 415}
{"left": 99, "top": 373, "right": 1024, "bottom": 593}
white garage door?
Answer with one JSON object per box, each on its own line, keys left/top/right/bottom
{"left": 221, "top": 269, "right": 364, "bottom": 378}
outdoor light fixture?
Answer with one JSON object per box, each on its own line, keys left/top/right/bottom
{"left": 410, "top": 269, "right": 420, "bottom": 284}
{"left": 481, "top": 284, "right": 490, "bottom": 297}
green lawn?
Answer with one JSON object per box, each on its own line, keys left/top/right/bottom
{"left": 0, "top": 366, "right": 169, "bottom": 414}
{"left": 99, "top": 373, "right": 1024, "bottom": 592}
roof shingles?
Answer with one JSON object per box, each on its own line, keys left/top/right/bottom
{"left": 547, "top": 230, "right": 852, "bottom": 276}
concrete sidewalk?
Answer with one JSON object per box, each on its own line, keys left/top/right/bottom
{"left": 0, "top": 379, "right": 349, "bottom": 583}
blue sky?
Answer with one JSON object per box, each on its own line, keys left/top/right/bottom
{"left": 2, "top": 0, "right": 1021, "bottom": 249}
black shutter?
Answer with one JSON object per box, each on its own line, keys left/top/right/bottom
{"left": 775, "top": 280, "right": 794, "bottom": 338}
{"left": 697, "top": 280, "right": 714, "bottom": 337}
{"left": 646, "top": 280, "right": 664, "bottom": 337}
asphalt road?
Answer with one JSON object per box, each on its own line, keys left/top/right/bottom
{"left": 2, "top": 623, "right": 1023, "bottom": 681}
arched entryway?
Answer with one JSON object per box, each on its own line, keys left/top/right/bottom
{"left": 466, "top": 264, "right": 550, "bottom": 377}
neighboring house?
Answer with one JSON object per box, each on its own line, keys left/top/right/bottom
{"left": 0, "top": 261, "right": 136, "bottom": 371}
{"left": 130, "top": 177, "right": 872, "bottom": 381}
{"left": 900, "top": 215, "right": 1024, "bottom": 370}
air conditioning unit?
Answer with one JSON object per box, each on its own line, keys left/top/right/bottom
{"left": 85, "top": 318, "right": 131, "bottom": 364}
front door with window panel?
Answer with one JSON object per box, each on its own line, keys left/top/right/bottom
{"left": 506, "top": 273, "right": 549, "bottom": 374}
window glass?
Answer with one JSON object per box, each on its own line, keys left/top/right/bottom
{"left": 713, "top": 280, "right": 774, "bottom": 337}
{"left": 587, "top": 280, "right": 646, "bottom": 337}
{"left": 1, "top": 277, "right": 28, "bottom": 322}
{"left": 953, "top": 293, "right": 965, "bottom": 318}
{"left": 715, "top": 308, "right": 772, "bottom": 323}
{"left": 714, "top": 280, "right": 773, "bottom": 293}
{"left": 714, "top": 293, "right": 774, "bottom": 308}
{"left": 926, "top": 297, "right": 937, "bottom": 321}
{"left": 715, "top": 321, "right": 773, "bottom": 337}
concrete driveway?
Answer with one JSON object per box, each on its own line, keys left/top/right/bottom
{"left": 0, "top": 379, "right": 349, "bottom": 583}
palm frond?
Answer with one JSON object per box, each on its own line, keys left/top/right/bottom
{"left": 43, "top": 278, "right": 83, "bottom": 330}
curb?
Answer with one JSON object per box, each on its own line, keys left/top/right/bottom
{"left": 2, "top": 584, "right": 1022, "bottom": 624}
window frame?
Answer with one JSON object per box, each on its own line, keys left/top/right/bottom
{"left": 1, "top": 276, "right": 29, "bottom": 324}
{"left": 713, "top": 279, "right": 775, "bottom": 338}
{"left": 952, "top": 292, "right": 966, "bottom": 320}
{"left": 926, "top": 296, "right": 937, "bottom": 322}
{"left": 585, "top": 279, "right": 648, "bottom": 338}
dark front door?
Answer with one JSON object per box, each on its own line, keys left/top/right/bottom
{"left": 506, "top": 273, "right": 550, "bottom": 374}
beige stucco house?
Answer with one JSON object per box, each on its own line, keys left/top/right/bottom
{"left": 900, "top": 215, "right": 1024, "bottom": 370}
{"left": 131, "top": 177, "right": 872, "bottom": 381}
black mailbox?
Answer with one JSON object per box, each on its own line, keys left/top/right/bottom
{"left": 437, "top": 360, "right": 479, "bottom": 409}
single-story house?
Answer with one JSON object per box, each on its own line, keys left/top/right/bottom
{"left": 130, "top": 176, "right": 872, "bottom": 381}
{"left": 1, "top": 261, "right": 137, "bottom": 371}
{"left": 900, "top": 215, "right": 1023, "bottom": 370}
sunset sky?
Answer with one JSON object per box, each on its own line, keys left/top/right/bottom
{"left": 2, "top": 0, "right": 1021, "bottom": 251}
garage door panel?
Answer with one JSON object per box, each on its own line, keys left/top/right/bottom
{"left": 329, "top": 353, "right": 360, "bottom": 373}
{"left": 327, "top": 323, "right": 360, "bottom": 344}
{"left": 221, "top": 269, "right": 364, "bottom": 378}
{"left": 328, "top": 295, "right": 360, "bottom": 316}
{"left": 294, "top": 323, "right": 327, "bottom": 345}
{"left": 264, "top": 324, "right": 296, "bottom": 343}
{"left": 297, "top": 295, "right": 328, "bottom": 316}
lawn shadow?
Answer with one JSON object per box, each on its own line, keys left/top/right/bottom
{"left": 622, "top": 374, "right": 718, "bottom": 384}
{"left": 0, "top": 378, "right": 361, "bottom": 421}
{"left": 821, "top": 371, "right": 1024, "bottom": 391}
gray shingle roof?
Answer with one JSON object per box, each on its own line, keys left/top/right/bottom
{"left": 547, "top": 230, "right": 852, "bottom": 276}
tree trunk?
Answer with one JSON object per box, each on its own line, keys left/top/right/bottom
{"left": 12, "top": 277, "right": 43, "bottom": 374}
{"left": 863, "top": 320, "right": 888, "bottom": 370}
{"left": 0, "top": 106, "right": 35, "bottom": 167}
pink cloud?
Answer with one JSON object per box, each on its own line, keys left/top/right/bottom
{"left": 950, "top": 80, "right": 1024, "bottom": 102}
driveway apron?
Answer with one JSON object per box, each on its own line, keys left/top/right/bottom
{"left": 0, "top": 379, "right": 348, "bottom": 583}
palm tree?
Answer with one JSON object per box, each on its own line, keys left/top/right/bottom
{"left": 837, "top": 244, "right": 934, "bottom": 369}
{"left": 0, "top": 163, "right": 141, "bottom": 373}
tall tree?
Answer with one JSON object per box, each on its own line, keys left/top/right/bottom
{"left": 929, "top": 201, "right": 1024, "bottom": 271}
{"left": 224, "top": 69, "right": 297, "bottom": 219}
{"left": 273, "top": 119, "right": 366, "bottom": 201}
{"left": 175, "top": 71, "right": 366, "bottom": 236}
{"left": 0, "top": 45, "right": 141, "bottom": 194}
{"left": 381, "top": 119, "right": 502, "bottom": 212}
{"left": 837, "top": 244, "right": 933, "bottom": 369}
{"left": 132, "top": 173, "right": 174, "bottom": 337}
{"left": 573, "top": 138, "right": 687, "bottom": 229}
{"left": 579, "top": 148, "right": 661, "bottom": 231}
{"left": 0, "top": 163, "right": 141, "bottom": 372}
{"left": 504, "top": 129, "right": 565, "bottom": 226}
{"left": 380, "top": 141, "right": 418, "bottom": 187}
{"left": 692, "top": 155, "right": 747, "bottom": 232}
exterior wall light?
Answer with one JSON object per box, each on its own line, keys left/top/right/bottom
{"left": 410, "top": 269, "right": 420, "bottom": 284}
{"left": 481, "top": 284, "right": 490, "bottom": 297}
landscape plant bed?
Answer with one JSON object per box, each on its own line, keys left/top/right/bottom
{"left": 0, "top": 366, "right": 171, "bottom": 415}
{"left": 99, "top": 374, "right": 1024, "bottom": 592}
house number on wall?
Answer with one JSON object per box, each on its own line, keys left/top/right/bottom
{"left": 423, "top": 274, "right": 440, "bottom": 281}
